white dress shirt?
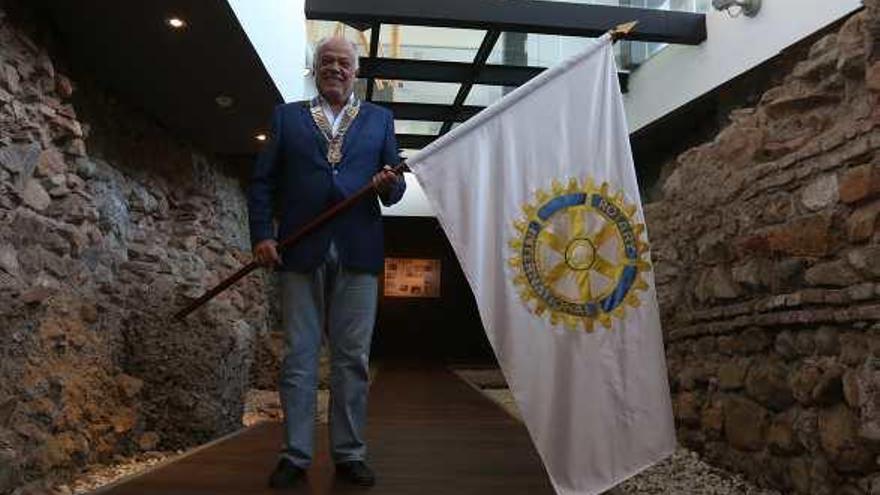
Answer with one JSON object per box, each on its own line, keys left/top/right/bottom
{"left": 319, "top": 93, "right": 356, "bottom": 137}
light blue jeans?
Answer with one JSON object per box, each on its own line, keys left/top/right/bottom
{"left": 278, "top": 243, "right": 378, "bottom": 468}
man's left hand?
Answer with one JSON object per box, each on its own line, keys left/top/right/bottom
{"left": 372, "top": 165, "right": 400, "bottom": 196}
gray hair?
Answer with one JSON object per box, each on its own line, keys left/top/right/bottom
{"left": 312, "top": 37, "right": 360, "bottom": 74}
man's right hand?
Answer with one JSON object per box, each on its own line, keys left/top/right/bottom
{"left": 253, "top": 239, "right": 281, "bottom": 267}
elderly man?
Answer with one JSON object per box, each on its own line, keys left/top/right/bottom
{"left": 248, "top": 36, "right": 405, "bottom": 488}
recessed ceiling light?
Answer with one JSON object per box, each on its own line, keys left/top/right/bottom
{"left": 255, "top": 133, "right": 268, "bottom": 142}
{"left": 166, "top": 17, "right": 187, "bottom": 29}
{"left": 215, "top": 95, "right": 234, "bottom": 108}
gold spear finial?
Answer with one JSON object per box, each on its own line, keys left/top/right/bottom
{"left": 610, "top": 21, "right": 639, "bottom": 43}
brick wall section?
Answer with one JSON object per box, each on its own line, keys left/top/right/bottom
{"left": 647, "top": 8, "right": 880, "bottom": 494}
{"left": 0, "top": 7, "right": 269, "bottom": 493}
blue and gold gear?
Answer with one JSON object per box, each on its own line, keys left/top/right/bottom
{"left": 508, "top": 177, "right": 651, "bottom": 332}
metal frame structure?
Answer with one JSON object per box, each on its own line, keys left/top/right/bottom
{"left": 306, "top": 0, "right": 707, "bottom": 149}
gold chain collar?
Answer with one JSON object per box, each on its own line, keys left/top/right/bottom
{"left": 310, "top": 96, "right": 361, "bottom": 165}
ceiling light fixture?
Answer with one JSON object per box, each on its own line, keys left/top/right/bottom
{"left": 166, "top": 17, "right": 187, "bottom": 29}
{"left": 215, "top": 95, "right": 234, "bottom": 108}
{"left": 255, "top": 133, "right": 268, "bottom": 142}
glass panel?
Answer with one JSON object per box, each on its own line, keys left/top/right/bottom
{"left": 487, "top": 32, "right": 682, "bottom": 71}
{"left": 509, "top": 0, "right": 708, "bottom": 69}
{"left": 395, "top": 120, "right": 443, "bottom": 135}
{"left": 620, "top": 41, "right": 668, "bottom": 68}
{"left": 465, "top": 85, "right": 516, "bottom": 107}
{"left": 528, "top": 0, "right": 709, "bottom": 11}
{"left": 372, "top": 80, "right": 460, "bottom": 105}
{"left": 378, "top": 25, "right": 487, "bottom": 63}
{"left": 490, "top": 32, "right": 595, "bottom": 68}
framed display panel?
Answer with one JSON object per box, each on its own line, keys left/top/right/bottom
{"left": 383, "top": 258, "right": 441, "bottom": 298}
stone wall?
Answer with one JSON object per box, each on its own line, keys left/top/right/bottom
{"left": 648, "top": 6, "right": 880, "bottom": 494}
{"left": 0, "top": 6, "right": 269, "bottom": 493}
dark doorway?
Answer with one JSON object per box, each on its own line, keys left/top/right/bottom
{"left": 375, "top": 216, "right": 495, "bottom": 365}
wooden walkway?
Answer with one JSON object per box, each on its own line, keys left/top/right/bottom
{"left": 98, "top": 366, "right": 554, "bottom": 494}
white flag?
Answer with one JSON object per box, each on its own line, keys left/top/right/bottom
{"left": 407, "top": 35, "right": 675, "bottom": 495}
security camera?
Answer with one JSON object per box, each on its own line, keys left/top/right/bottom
{"left": 712, "top": 0, "right": 761, "bottom": 17}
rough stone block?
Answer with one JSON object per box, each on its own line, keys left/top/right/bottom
{"left": 841, "top": 335, "right": 869, "bottom": 368}
{"left": 837, "top": 12, "right": 867, "bottom": 77}
{"left": 674, "top": 392, "right": 701, "bottom": 426}
{"left": 714, "top": 125, "right": 764, "bottom": 165}
{"left": 745, "top": 362, "right": 795, "bottom": 411}
{"left": 851, "top": 358, "right": 880, "bottom": 445}
{"left": 801, "top": 174, "right": 839, "bottom": 211}
{"left": 791, "top": 363, "right": 822, "bottom": 405}
{"left": 64, "top": 138, "right": 86, "bottom": 157}
{"left": 35, "top": 149, "right": 65, "bottom": 178}
{"left": 867, "top": 61, "right": 880, "bottom": 92}
{"left": 767, "top": 410, "right": 801, "bottom": 455}
{"left": 814, "top": 327, "right": 841, "bottom": 355}
{"left": 847, "top": 199, "right": 880, "bottom": 242}
{"left": 1, "top": 63, "right": 19, "bottom": 94}
{"left": 775, "top": 331, "right": 797, "bottom": 360}
{"left": 732, "top": 258, "right": 772, "bottom": 290}
{"left": 20, "top": 179, "right": 50, "bottom": 211}
{"left": 718, "top": 361, "right": 748, "bottom": 390}
{"left": 701, "top": 399, "right": 724, "bottom": 434}
{"left": 695, "top": 265, "right": 741, "bottom": 302}
{"left": 793, "top": 50, "right": 839, "bottom": 81}
{"left": 0, "top": 143, "right": 40, "bottom": 189}
{"left": 819, "top": 404, "right": 873, "bottom": 472}
{"left": 843, "top": 369, "right": 862, "bottom": 410}
{"left": 0, "top": 444, "right": 19, "bottom": 494}
{"left": 848, "top": 245, "right": 880, "bottom": 278}
{"left": 811, "top": 365, "right": 845, "bottom": 405}
{"left": 788, "top": 457, "right": 810, "bottom": 494}
{"left": 775, "top": 259, "right": 807, "bottom": 290}
{"left": 848, "top": 282, "right": 876, "bottom": 301}
{"left": 839, "top": 163, "right": 880, "bottom": 204}
{"left": 724, "top": 397, "right": 768, "bottom": 451}
{"left": 765, "top": 214, "right": 831, "bottom": 257}
{"left": 805, "top": 260, "right": 862, "bottom": 287}
{"left": 759, "top": 193, "right": 795, "bottom": 225}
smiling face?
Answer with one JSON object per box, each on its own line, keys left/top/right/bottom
{"left": 315, "top": 37, "right": 358, "bottom": 107}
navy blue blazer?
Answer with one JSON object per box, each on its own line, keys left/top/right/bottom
{"left": 247, "top": 100, "right": 405, "bottom": 274}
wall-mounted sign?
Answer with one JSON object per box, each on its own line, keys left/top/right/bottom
{"left": 383, "top": 258, "right": 441, "bottom": 298}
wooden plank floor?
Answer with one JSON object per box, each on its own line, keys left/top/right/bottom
{"left": 98, "top": 366, "right": 554, "bottom": 494}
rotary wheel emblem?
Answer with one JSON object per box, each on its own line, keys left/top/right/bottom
{"left": 508, "top": 178, "right": 651, "bottom": 331}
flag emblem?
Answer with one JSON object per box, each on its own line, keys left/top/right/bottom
{"left": 509, "top": 177, "right": 651, "bottom": 332}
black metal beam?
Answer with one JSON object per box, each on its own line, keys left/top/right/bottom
{"left": 365, "top": 24, "right": 381, "bottom": 101}
{"left": 373, "top": 101, "right": 484, "bottom": 122}
{"left": 306, "top": 0, "right": 706, "bottom": 45}
{"left": 359, "top": 57, "right": 630, "bottom": 92}
{"left": 397, "top": 134, "right": 437, "bottom": 149}
{"left": 440, "top": 29, "right": 500, "bottom": 135}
